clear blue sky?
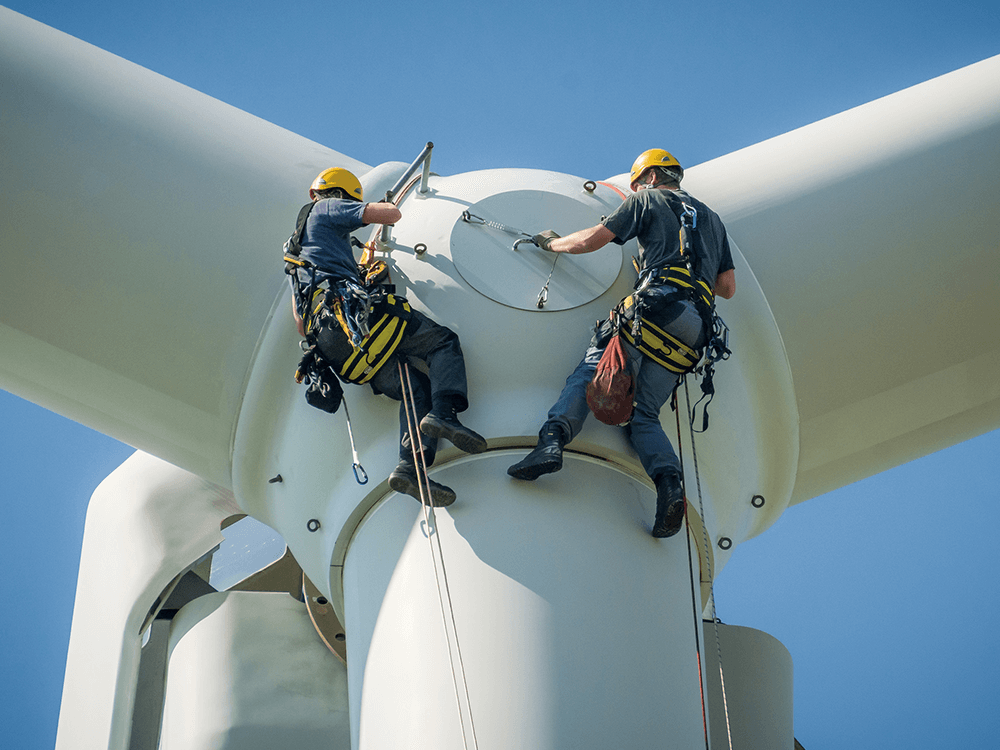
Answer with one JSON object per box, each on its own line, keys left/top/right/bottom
{"left": 2, "top": 2, "right": 998, "bottom": 749}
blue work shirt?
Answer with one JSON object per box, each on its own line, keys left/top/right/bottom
{"left": 298, "top": 198, "right": 368, "bottom": 284}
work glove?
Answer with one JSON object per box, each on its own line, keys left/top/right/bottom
{"left": 532, "top": 230, "right": 561, "bottom": 251}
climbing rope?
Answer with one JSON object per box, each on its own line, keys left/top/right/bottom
{"left": 677, "top": 379, "right": 734, "bottom": 750}
{"left": 397, "top": 363, "right": 480, "bottom": 750}
{"left": 674, "top": 394, "right": 711, "bottom": 750}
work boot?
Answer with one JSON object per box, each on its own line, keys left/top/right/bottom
{"left": 652, "top": 471, "right": 685, "bottom": 538}
{"left": 419, "top": 408, "right": 488, "bottom": 454}
{"left": 388, "top": 460, "right": 457, "bottom": 507}
{"left": 507, "top": 424, "right": 566, "bottom": 481}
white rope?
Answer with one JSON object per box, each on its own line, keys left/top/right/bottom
{"left": 682, "top": 379, "right": 734, "bottom": 750}
{"left": 398, "top": 364, "right": 480, "bottom": 750}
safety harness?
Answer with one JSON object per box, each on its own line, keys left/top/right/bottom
{"left": 284, "top": 202, "right": 410, "bottom": 393}
{"left": 617, "top": 192, "right": 731, "bottom": 431}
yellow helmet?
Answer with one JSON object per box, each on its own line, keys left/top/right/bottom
{"left": 629, "top": 149, "right": 683, "bottom": 190}
{"left": 309, "top": 167, "right": 363, "bottom": 201}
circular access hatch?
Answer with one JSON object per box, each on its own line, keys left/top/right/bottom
{"left": 450, "top": 190, "right": 623, "bottom": 311}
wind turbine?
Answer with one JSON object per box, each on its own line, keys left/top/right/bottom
{"left": 2, "top": 7, "right": 998, "bottom": 749}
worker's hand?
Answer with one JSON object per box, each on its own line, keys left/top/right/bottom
{"left": 532, "top": 230, "right": 561, "bottom": 251}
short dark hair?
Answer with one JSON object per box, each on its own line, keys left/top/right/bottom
{"left": 315, "top": 187, "right": 360, "bottom": 201}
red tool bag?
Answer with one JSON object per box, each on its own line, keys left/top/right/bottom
{"left": 587, "top": 315, "right": 635, "bottom": 426}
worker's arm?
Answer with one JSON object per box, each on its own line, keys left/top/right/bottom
{"left": 534, "top": 224, "right": 616, "bottom": 255}
{"left": 362, "top": 202, "right": 402, "bottom": 225}
{"left": 715, "top": 268, "right": 736, "bottom": 299}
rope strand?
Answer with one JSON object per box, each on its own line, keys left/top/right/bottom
{"left": 397, "top": 364, "right": 480, "bottom": 750}
{"left": 683, "top": 379, "right": 734, "bottom": 750}
{"left": 674, "top": 391, "right": 711, "bottom": 750}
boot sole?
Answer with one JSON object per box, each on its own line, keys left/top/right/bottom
{"left": 507, "top": 457, "right": 562, "bottom": 481}
{"left": 652, "top": 499, "right": 685, "bottom": 538}
{"left": 388, "top": 473, "right": 456, "bottom": 507}
{"left": 419, "top": 415, "right": 488, "bottom": 454}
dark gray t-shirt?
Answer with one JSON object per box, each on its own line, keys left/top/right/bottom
{"left": 602, "top": 187, "right": 734, "bottom": 292}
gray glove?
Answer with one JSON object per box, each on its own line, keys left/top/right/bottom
{"left": 532, "top": 230, "right": 561, "bottom": 251}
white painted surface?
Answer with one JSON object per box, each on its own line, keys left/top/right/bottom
{"left": 160, "top": 592, "right": 350, "bottom": 750}
{"left": 232, "top": 165, "right": 795, "bottom": 604}
{"left": 343, "top": 453, "right": 712, "bottom": 750}
{"left": 704, "top": 623, "right": 795, "bottom": 749}
{"left": 54, "top": 453, "right": 240, "bottom": 750}
{"left": 0, "top": 8, "right": 366, "bottom": 484}
{"left": 682, "top": 53, "right": 1000, "bottom": 502}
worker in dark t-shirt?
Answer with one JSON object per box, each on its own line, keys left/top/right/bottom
{"left": 508, "top": 150, "right": 736, "bottom": 538}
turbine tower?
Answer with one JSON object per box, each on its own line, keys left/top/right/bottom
{"left": 2, "top": 7, "right": 999, "bottom": 749}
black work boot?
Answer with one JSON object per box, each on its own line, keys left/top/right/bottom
{"left": 388, "top": 460, "right": 457, "bottom": 507}
{"left": 419, "top": 407, "right": 488, "bottom": 454}
{"left": 652, "top": 471, "right": 686, "bottom": 538}
{"left": 507, "top": 424, "right": 567, "bottom": 481}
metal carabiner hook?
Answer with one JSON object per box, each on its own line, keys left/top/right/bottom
{"left": 536, "top": 285, "right": 549, "bottom": 308}
{"left": 353, "top": 462, "right": 368, "bottom": 485}
{"left": 513, "top": 238, "right": 536, "bottom": 252}
{"left": 461, "top": 210, "right": 484, "bottom": 225}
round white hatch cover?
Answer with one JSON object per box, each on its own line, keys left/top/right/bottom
{"left": 450, "top": 190, "right": 623, "bottom": 311}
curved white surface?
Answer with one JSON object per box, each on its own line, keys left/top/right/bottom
{"left": 343, "top": 454, "right": 709, "bottom": 749}
{"left": 703, "top": 623, "right": 794, "bottom": 749}
{"left": 0, "top": 8, "right": 367, "bottom": 484}
{"left": 231, "top": 165, "right": 796, "bottom": 605}
{"left": 682, "top": 53, "right": 1000, "bottom": 502}
{"left": 450, "top": 185, "right": 622, "bottom": 310}
{"left": 55, "top": 452, "right": 240, "bottom": 750}
{"left": 161, "top": 592, "right": 350, "bottom": 750}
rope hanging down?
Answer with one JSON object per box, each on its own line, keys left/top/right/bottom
{"left": 673, "top": 382, "right": 734, "bottom": 750}
{"left": 397, "top": 364, "right": 480, "bottom": 750}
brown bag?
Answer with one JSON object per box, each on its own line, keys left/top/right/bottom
{"left": 587, "top": 324, "right": 635, "bottom": 426}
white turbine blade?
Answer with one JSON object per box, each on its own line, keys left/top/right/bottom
{"left": 685, "top": 54, "right": 1000, "bottom": 502}
{"left": 0, "top": 7, "right": 366, "bottom": 484}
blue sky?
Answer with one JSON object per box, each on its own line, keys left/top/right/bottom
{"left": 2, "top": 2, "right": 999, "bottom": 748}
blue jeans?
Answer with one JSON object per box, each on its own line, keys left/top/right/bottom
{"left": 545, "top": 301, "right": 705, "bottom": 481}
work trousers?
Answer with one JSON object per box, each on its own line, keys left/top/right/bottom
{"left": 366, "top": 309, "right": 470, "bottom": 464}
{"left": 545, "top": 300, "right": 705, "bottom": 481}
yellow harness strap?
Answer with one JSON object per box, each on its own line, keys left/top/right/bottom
{"left": 620, "top": 295, "right": 702, "bottom": 375}
{"left": 308, "top": 289, "right": 411, "bottom": 384}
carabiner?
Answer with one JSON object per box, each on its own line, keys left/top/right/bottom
{"left": 461, "top": 210, "right": 485, "bottom": 225}
{"left": 513, "top": 238, "right": 536, "bottom": 251}
{"left": 680, "top": 202, "right": 698, "bottom": 229}
{"left": 536, "top": 285, "right": 549, "bottom": 308}
{"left": 353, "top": 462, "right": 369, "bottom": 485}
